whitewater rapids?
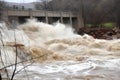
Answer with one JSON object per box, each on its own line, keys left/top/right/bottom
{"left": 0, "top": 19, "right": 120, "bottom": 80}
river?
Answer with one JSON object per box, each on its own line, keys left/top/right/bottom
{"left": 0, "top": 19, "right": 120, "bottom": 80}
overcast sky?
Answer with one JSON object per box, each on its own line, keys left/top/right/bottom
{"left": 4, "top": 0, "right": 37, "bottom": 3}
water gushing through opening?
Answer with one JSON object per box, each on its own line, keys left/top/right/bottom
{"left": 0, "top": 19, "right": 120, "bottom": 80}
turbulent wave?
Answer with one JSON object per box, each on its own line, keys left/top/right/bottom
{"left": 0, "top": 19, "right": 120, "bottom": 80}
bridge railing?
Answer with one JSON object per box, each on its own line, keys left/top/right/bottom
{"left": 6, "top": 10, "right": 77, "bottom": 17}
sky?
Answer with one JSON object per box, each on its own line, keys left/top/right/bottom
{"left": 4, "top": 0, "right": 37, "bottom": 3}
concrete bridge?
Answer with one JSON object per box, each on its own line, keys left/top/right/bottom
{"left": 3, "top": 10, "right": 84, "bottom": 32}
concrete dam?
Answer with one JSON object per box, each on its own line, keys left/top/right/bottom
{"left": 2, "top": 10, "right": 84, "bottom": 31}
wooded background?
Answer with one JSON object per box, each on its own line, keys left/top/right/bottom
{"left": 0, "top": 0, "right": 120, "bottom": 28}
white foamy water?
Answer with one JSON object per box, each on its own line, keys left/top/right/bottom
{"left": 0, "top": 19, "right": 120, "bottom": 80}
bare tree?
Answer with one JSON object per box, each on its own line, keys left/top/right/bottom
{"left": 35, "top": 0, "right": 49, "bottom": 10}
{"left": 114, "top": 0, "right": 120, "bottom": 28}
{"left": 35, "top": 0, "right": 120, "bottom": 27}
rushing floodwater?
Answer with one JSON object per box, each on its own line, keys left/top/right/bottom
{"left": 0, "top": 19, "right": 120, "bottom": 80}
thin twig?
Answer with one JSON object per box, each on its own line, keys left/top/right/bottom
{"left": 0, "top": 53, "right": 47, "bottom": 70}
{"left": 10, "top": 30, "right": 18, "bottom": 80}
{"left": 0, "top": 31, "right": 10, "bottom": 80}
{"left": 15, "top": 61, "right": 34, "bottom": 75}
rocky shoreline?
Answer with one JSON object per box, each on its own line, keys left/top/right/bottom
{"left": 78, "top": 27, "right": 120, "bottom": 40}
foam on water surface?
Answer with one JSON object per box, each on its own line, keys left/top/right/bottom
{"left": 0, "top": 19, "right": 120, "bottom": 80}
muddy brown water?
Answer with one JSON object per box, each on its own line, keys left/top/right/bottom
{"left": 0, "top": 19, "right": 120, "bottom": 80}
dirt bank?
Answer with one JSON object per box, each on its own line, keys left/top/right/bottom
{"left": 78, "top": 27, "right": 120, "bottom": 39}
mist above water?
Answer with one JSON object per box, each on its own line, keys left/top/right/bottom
{"left": 0, "top": 19, "right": 120, "bottom": 80}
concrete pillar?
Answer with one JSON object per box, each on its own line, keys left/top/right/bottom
{"left": 70, "top": 17, "right": 72, "bottom": 26}
{"left": 76, "top": 14, "right": 84, "bottom": 32}
{"left": 69, "top": 12, "right": 72, "bottom": 26}
{"left": 60, "top": 12, "right": 63, "bottom": 23}
{"left": 60, "top": 17, "right": 63, "bottom": 23}
{"left": 45, "top": 11, "right": 48, "bottom": 23}
{"left": 45, "top": 16, "right": 48, "bottom": 23}
{"left": 29, "top": 10, "right": 33, "bottom": 19}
